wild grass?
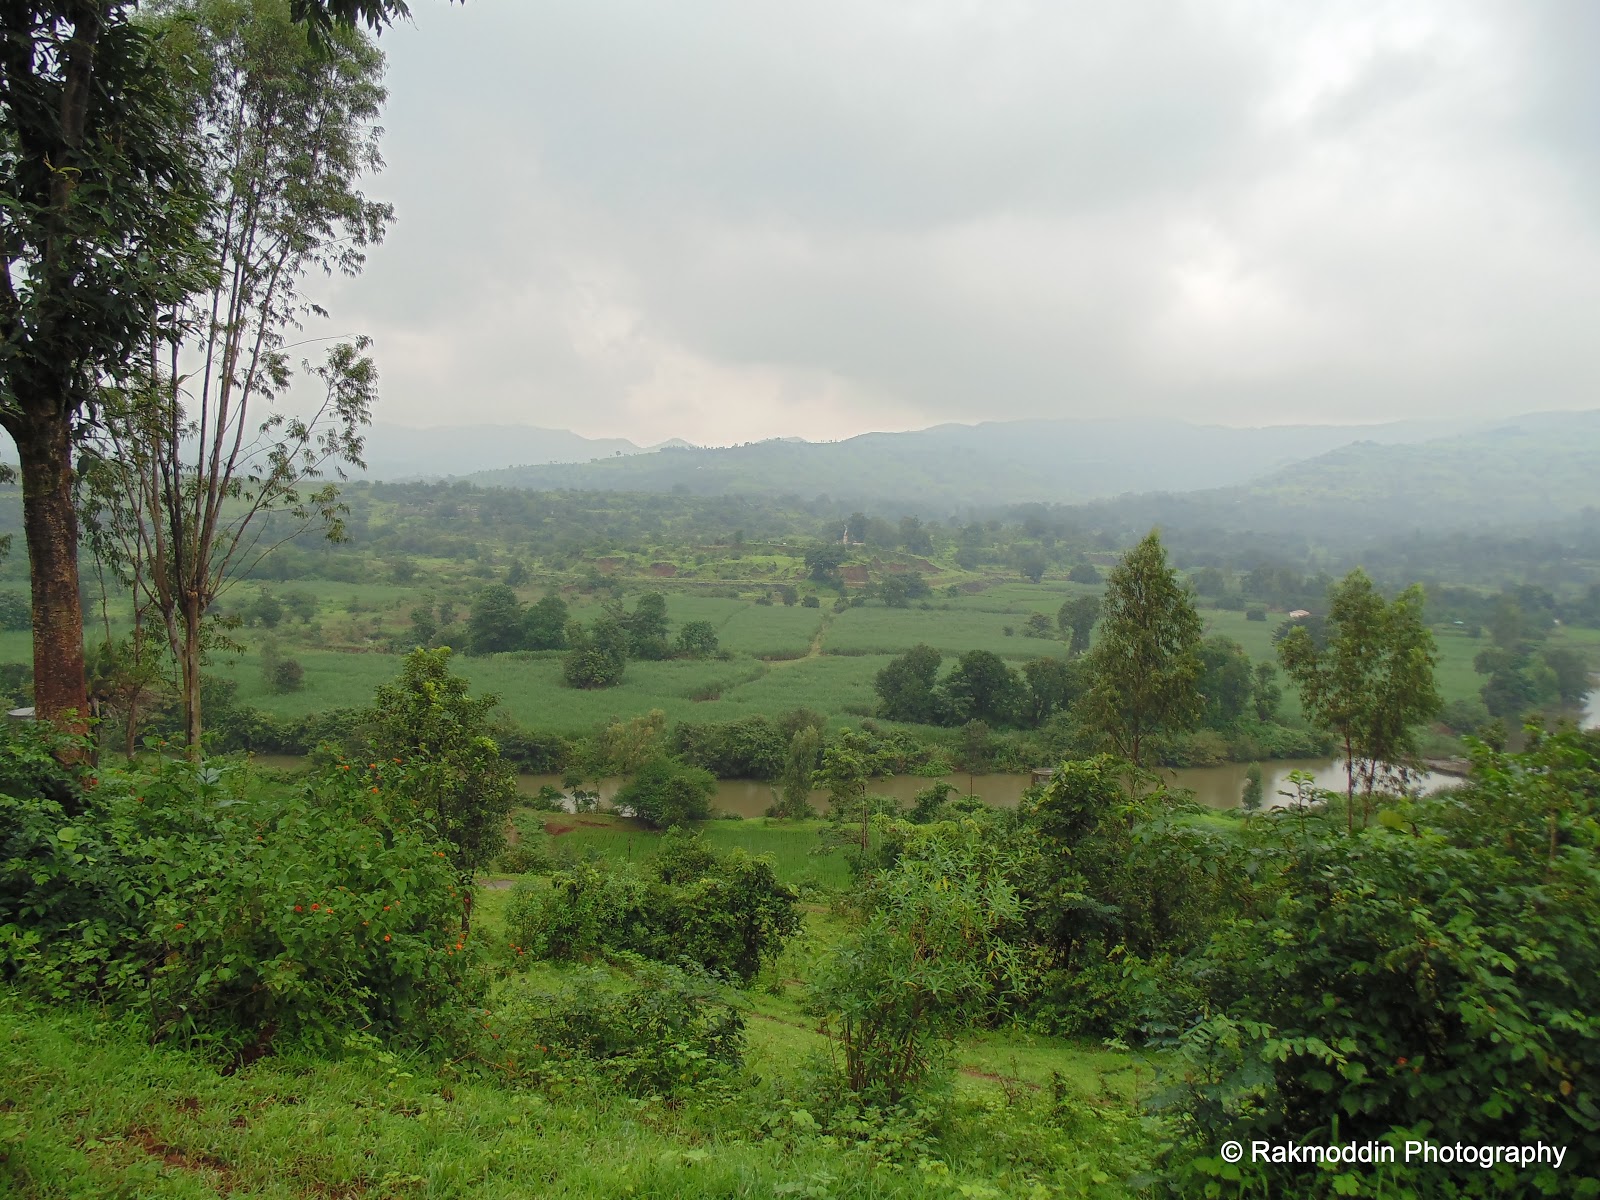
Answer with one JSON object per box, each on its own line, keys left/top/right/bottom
{"left": 0, "top": 986, "right": 1150, "bottom": 1199}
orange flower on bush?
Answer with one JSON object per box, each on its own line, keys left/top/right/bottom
{"left": 174, "top": 922, "right": 185, "bottom": 930}
{"left": 383, "top": 934, "right": 391, "bottom": 942}
{"left": 294, "top": 905, "right": 303, "bottom": 912}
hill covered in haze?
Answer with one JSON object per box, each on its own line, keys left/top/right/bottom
{"left": 458, "top": 417, "right": 1467, "bottom": 508}
{"left": 359, "top": 424, "right": 655, "bottom": 480}
{"left": 1074, "top": 410, "right": 1600, "bottom": 539}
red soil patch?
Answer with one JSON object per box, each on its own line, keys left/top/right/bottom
{"left": 593, "top": 557, "right": 625, "bottom": 573}
{"left": 127, "top": 1127, "right": 235, "bottom": 1185}
{"left": 649, "top": 562, "right": 678, "bottom": 577}
{"left": 542, "top": 816, "right": 616, "bottom": 837}
{"left": 840, "top": 564, "right": 869, "bottom": 584}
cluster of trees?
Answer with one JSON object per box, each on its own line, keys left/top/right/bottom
{"left": 506, "top": 831, "right": 801, "bottom": 984}
{"left": 1473, "top": 593, "right": 1593, "bottom": 719}
{"left": 872, "top": 534, "right": 1288, "bottom": 764}
{"left": 559, "top": 593, "right": 720, "bottom": 689}
{"left": 463, "top": 586, "right": 571, "bottom": 654}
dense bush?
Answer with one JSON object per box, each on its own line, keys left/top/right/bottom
{"left": 490, "top": 961, "right": 745, "bottom": 1097}
{"left": 0, "top": 727, "right": 483, "bottom": 1061}
{"left": 504, "top": 832, "right": 800, "bottom": 983}
{"left": 613, "top": 755, "right": 716, "bottom": 827}
{"left": 266, "top": 656, "right": 305, "bottom": 693}
{"left": 0, "top": 590, "right": 30, "bottom": 632}
{"left": 671, "top": 715, "right": 787, "bottom": 780}
{"left": 1017, "top": 757, "right": 1244, "bottom": 1038}
{"left": 1164, "top": 730, "right": 1600, "bottom": 1198}
{"left": 810, "top": 823, "right": 1024, "bottom": 1104}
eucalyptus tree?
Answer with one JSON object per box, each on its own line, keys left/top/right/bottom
{"left": 1081, "top": 529, "right": 1203, "bottom": 768}
{"left": 1278, "top": 569, "right": 1440, "bottom": 830}
{"left": 85, "top": 0, "right": 390, "bottom": 751}
{"left": 0, "top": 0, "right": 434, "bottom": 733}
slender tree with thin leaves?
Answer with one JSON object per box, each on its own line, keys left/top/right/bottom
{"left": 81, "top": 0, "right": 388, "bottom": 752}
{"left": 0, "top": 0, "right": 444, "bottom": 736}
{"left": 1080, "top": 529, "right": 1202, "bottom": 768}
{"left": 1278, "top": 569, "right": 1441, "bottom": 831}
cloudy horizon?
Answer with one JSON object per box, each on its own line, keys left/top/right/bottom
{"left": 322, "top": 0, "right": 1600, "bottom": 447}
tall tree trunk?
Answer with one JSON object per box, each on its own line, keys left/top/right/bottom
{"left": 181, "top": 600, "right": 204, "bottom": 758}
{"left": 1344, "top": 732, "right": 1355, "bottom": 835}
{"left": 17, "top": 414, "right": 89, "bottom": 733}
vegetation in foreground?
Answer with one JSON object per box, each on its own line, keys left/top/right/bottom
{"left": 4, "top": 643, "right": 1598, "bottom": 1196}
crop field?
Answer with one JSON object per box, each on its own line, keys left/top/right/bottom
{"left": 822, "top": 604, "right": 1062, "bottom": 660}
{"left": 942, "top": 579, "right": 1099, "bottom": 613}
{"left": 711, "top": 652, "right": 889, "bottom": 722}
{"left": 713, "top": 604, "right": 825, "bottom": 657}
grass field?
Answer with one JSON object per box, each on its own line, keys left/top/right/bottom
{"left": 0, "top": 983, "right": 1149, "bottom": 1199}
{"left": 510, "top": 812, "right": 857, "bottom": 891}
{"left": 9, "top": 571, "right": 1598, "bottom": 744}
{"left": 0, "top": 832, "right": 1154, "bottom": 1199}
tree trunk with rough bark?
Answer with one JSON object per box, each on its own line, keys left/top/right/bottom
{"left": 15, "top": 413, "right": 88, "bottom": 733}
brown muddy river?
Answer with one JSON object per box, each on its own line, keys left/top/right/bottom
{"left": 252, "top": 684, "right": 1598, "bottom": 817}
{"left": 514, "top": 757, "right": 1458, "bottom": 817}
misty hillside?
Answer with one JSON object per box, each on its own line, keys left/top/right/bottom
{"left": 1076, "top": 410, "right": 1600, "bottom": 538}
{"left": 358, "top": 424, "right": 647, "bottom": 479}
{"left": 458, "top": 416, "right": 1467, "bottom": 507}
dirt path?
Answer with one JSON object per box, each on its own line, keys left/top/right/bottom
{"left": 765, "top": 611, "right": 835, "bottom": 669}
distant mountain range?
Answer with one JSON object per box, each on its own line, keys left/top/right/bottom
{"left": 1087, "top": 410, "right": 1600, "bottom": 536}
{"left": 357, "top": 424, "right": 691, "bottom": 480}
{"left": 443, "top": 416, "right": 1477, "bottom": 507}
{"left": 355, "top": 409, "right": 1600, "bottom": 535}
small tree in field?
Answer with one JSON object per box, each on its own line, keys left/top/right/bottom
{"left": 1279, "top": 569, "right": 1439, "bottom": 830}
{"left": 367, "top": 648, "right": 517, "bottom": 929}
{"left": 1081, "top": 530, "right": 1202, "bottom": 767}
{"left": 771, "top": 725, "right": 821, "bottom": 820}
{"left": 811, "top": 836, "right": 1023, "bottom": 1104}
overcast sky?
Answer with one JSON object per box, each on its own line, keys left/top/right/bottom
{"left": 320, "top": 0, "right": 1600, "bottom": 446}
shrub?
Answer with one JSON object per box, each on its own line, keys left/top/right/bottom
{"left": 614, "top": 755, "right": 715, "bottom": 827}
{"left": 801, "top": 594, "right": 820, "bottom": 608}
{"left": 1018, "top": 757, "right": 1245, "bottom": 1039}
{"left": 505, "top": 832, "right": 800, "bottom": 983}
{"left": 0, "top": 590, "right": 30, "bottom": 632}
{"left": 1244, "top": 607, "right": 1267, "bottom": 622}
{"left": 0, "top": 731, "right": 482, "bottom": 1061}
{"left": 809, "top": 836, "right": 1023, "bottom": 1104}
{"left": 674, "top": 619, "right": 720, "bottom": 657}
{"left": 267, "top": 657, "right": 305, "bottom": 693}
{"left": 671, "top": 715, "right": 787, "bottom": 780}
{"left": 1164, "top": 731, "right": 1600, "bottom": 1197}
{"left": 490, "top": 961, "right": 744, "bottom": 1096}
{"left": 366, "top": 651, "right": 518, "bottom": 921}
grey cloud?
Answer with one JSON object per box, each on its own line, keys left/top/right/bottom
{"left": 326, "top": 0, "right": 1600, "bottom": 443}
